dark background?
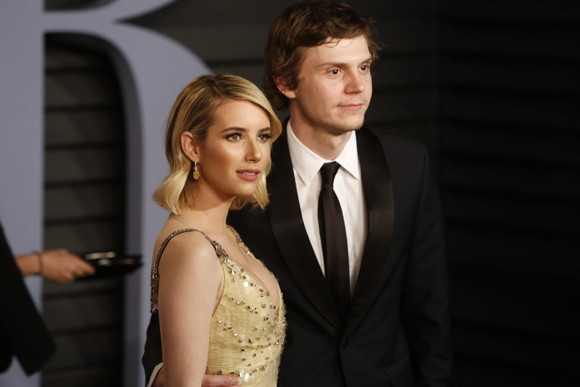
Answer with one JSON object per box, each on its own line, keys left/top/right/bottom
{"left": 43, "top": 0, "right": 579, "bottom": 386}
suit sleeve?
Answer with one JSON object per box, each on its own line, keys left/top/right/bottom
{"left": 142, "top": 312, "right": 163, "bottom": 385}
{"left": 401, "top": 148, "right": 454, "bottom": 387}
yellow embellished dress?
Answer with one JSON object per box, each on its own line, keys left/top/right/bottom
{"left": 150, "top": 227, "right": 286, "bottom": 386}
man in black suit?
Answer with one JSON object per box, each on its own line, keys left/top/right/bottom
{"left": 143, "top": 1, "right": 453, "bottom": 386}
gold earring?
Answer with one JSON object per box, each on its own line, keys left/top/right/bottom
{"left": 193, "top": 161, "right": 200, "bottom": 180}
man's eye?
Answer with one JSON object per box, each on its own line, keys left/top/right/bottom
{"left": 360, "top": 64, "right": 369, "bottom": 71}
{"left": 329, "top": 69, "right": 339, "bottom": 75}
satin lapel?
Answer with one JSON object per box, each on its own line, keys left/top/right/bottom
{"left": 344, "top": 128, "right": 394, "bottom": 334}
{"left": 268, "top": 130, "right": 340, "bottom": 329}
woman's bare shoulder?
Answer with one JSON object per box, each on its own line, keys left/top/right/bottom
{"left": 159, "top": 229, "right": 217, "bottom": 265}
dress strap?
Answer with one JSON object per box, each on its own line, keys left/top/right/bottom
{"left": 227, "top": 225, "right": 243, "bottom": 243}
{"left": 150, "top": 228, "right": 211, "bottom": 313}
{"left": 150, "top": 227, "right": 248, "bottom": 313}
{"left": 227, "top": 225, "right": 251, "bottom": 254}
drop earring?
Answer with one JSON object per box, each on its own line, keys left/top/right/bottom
{"left": 193, "top": 161, "right": 200, "bottom": 180}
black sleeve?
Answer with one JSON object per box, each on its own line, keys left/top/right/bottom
{"left": 400, "top": 149, "right": 454, "bottom": 386}
{"left": 142, "top": 312, "right": 163, "bottom": 385}
{"left": 0, "top": 221, "right": 56, "bottom": 375}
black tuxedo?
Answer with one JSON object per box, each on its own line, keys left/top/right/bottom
{"left": 143, "top": 128, "right": 453, "bottom": 386}
{"left": 0, "top": 221, "right": 56, "bottom": 375}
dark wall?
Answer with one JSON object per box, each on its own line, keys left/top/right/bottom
{"left": 45, "top": 5, "right": 128, "bottom": 386}
{"left": 42, "top": 41, "right": 125, "bottom": 387}
{"left": 42, "top": 0, "right": 579, "bottom": 386}
{"left": 438, "top": 0, "right": 580, "bottom": 385}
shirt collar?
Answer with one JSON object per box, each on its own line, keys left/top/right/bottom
{"left": 286, "top": 120, "right": 360, "bottom": 186}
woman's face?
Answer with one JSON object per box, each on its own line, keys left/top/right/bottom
{"left": 193, "top": 99, "right": 272, "bottom": 201}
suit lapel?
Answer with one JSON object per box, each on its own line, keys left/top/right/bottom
{"left": 344, "top": 128, "right": 394, "bottom": 334}
{"left": 268, "top": 130, "right": 341, "bottom": 329}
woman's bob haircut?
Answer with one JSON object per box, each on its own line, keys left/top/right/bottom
{"left": 153, "top": 74, "right": 282, "bottom": 214}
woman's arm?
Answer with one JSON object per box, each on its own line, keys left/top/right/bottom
{"left": 157, "top": 232, "right": 223, "bottom": 387}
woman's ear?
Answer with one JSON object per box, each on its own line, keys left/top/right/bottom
{"left": 181, "top": 131, "right": 200, "bottom": 163}
{"left": 274, "top": 75, "right": 296, "bottom": 100}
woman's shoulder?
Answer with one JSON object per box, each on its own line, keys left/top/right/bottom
{"left": 154, "top": 226, "right": 219, "bottom": 269}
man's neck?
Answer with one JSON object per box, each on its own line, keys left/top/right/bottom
{"left": 289, "top": 117, "right": 352, "bottom": 161}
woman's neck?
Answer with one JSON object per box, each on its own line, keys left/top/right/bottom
{"left": 173, "top": 183, "right": 234, "bottom": 234}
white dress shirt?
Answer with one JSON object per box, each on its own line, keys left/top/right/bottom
{"left": 287, "top": 122, "right": 367, "bottom": 295}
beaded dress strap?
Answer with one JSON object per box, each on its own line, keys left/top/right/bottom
{"left": 227, "top": 225, "right": 254, "bottom": 255}
{"left": 150, "top": 228, "right": 213, "bottom": 313}
{"left": 150, "top": 227, "right": 245, "bottom": 313}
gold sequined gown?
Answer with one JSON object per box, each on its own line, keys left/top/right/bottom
{"left": 150, "top": 227, "right": 286, "bottom": 386}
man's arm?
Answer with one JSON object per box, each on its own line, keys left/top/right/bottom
{"left": 401, "top": 147, "right": 454, "bottom": 386}
{"left": 143, "top": 312, "right": 164, "bottom": 386}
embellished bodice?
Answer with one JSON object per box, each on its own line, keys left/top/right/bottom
{"left": 150, "top": 227, "right": 286, "bottom": 386}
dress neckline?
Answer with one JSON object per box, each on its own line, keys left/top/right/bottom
{"left": 160, "top": 226, "right": 282, "bottom": 312}
{"left": 217, "top": 226, "right": 282, "bottom": 312}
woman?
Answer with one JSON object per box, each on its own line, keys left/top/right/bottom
{"left": 150, "top": 74, "right": 285, "bottom": 387}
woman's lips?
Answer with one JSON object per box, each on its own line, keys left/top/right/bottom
{"left": 236, "top": 169, "right": 261, "bottom": 181}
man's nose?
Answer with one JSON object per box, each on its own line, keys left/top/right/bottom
{"left": 345, "top": 71, "right": 365, "bottom": 94}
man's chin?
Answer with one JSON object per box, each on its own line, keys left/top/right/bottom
{"left": 305, "top": 114, "right": 365, "bottom": 136}
{"left": 337, "top": 117, "right": 365, "bottom": 132}
{"left": 322, "top": 124, "right": 363, "bottom": 137}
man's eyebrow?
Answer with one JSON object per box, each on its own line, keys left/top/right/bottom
{"left": 317, "top": 57, "right": 374, "bottom": 68}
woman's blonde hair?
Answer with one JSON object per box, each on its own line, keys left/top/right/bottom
{"left": 153, "top": 74, "right": 282, "bottom": 214}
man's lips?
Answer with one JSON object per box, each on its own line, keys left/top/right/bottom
{"left": 236, "top": 169, "right": 261, "bottom": 181}
{"left": 338, "top": 103, "right": 365, "bottom": 111}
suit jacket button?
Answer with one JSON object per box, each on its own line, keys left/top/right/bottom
{"left": 341, "top": 337, "right": 349, "bottom": 348}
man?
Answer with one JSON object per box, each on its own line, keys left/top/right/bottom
{"left": 143, "top": 1, "right": 453, "bottom": 386}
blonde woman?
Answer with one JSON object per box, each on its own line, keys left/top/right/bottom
{"left": 150, "top": 74, "right": 285, "bottom": 387}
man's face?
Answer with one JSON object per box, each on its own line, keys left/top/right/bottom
{"left": 283, "top": 35, "right": 373, "bottom": 136}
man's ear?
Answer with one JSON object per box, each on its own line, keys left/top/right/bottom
{"left": 181, "top": 131, "right": 200, "bottom": 163}
{"left": 273, "top": 75, "right": 296, "bottom": 99}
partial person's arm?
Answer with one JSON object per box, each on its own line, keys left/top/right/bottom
{"left": 156, "top": 232, "right": 235, "bottom": 387}
{"left": 401, "top": 147, "right": 454, "bottom": 386}
{"left": 16, "top": 249, "right": 95, "bottom": 283}
{"left": 0, "top": 222, "right": 57, "bottom": 373}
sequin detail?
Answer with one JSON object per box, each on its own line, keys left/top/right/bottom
{"left": 150, "top": 226, "right": 286, "bottom": 386}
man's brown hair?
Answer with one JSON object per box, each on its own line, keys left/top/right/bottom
{"left": 264, "top": 0, "right": 380, "bottom": 111}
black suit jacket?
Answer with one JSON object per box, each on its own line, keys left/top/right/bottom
{"left": 0, "top": 221, "right": 56, "bottom": 375}
{"left": 143, "top": 128, "right": 453, "bottom": 386}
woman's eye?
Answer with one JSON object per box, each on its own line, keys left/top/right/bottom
{"left": 258, "top": 133, "right": 272, "bottom": 141}
{"left": 227, "top": 133, "right": 241, "bottom": 141}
